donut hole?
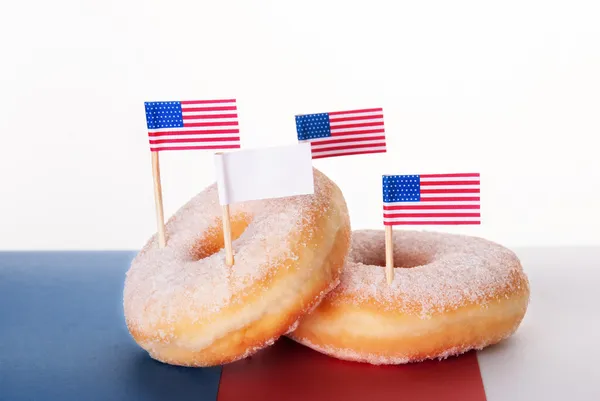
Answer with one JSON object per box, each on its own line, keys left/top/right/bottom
{"left": 189, "top": 212, "right": 252, "bottom": 261}
{"left": 393, "top": 250, "right": 430, "bottom": 268}
{"left": 358, "top": 248, "right": 430, "bottom": 269}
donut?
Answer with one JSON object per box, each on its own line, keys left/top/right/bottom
{"left": 288, "top": 229, "right": 530, "bottom": 364}
{"left": 123, "top": 168, "right": 351, "bottom": 367}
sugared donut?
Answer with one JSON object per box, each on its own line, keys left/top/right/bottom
{"left": 123, "top": 168, "right": 350, "bottom": 367}
{"left": 288, "top": 229, "right": 530, "bottom": 364}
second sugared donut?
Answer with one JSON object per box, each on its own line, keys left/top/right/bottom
{"left": 123, "top": 168, "right": 350, "bottom": 367}
{"left": 288, "top": 229, "right": 530, "bottom": 364}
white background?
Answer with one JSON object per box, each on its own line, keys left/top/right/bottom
{"left": 1, "top": 0, "right": 599, "bottom": 250}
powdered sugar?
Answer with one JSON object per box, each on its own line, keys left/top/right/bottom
{"left": 123, "top": 169, "right": 336, "bottom": 333}
{"left": 335, "top": 230, "right": 525, "bottom": 317}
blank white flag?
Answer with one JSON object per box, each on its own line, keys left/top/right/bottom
{"left": 214, "top": 143, "right": 314, "bottom": 205}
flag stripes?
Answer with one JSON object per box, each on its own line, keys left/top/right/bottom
{"left": 144, "top": 99, "right": 240, "bottom": 152}
{"left": 296, "top": 108, "right": 386, "bottom": 159}
{"left": 383, "top": 173, "right": 481, "bottom": 225}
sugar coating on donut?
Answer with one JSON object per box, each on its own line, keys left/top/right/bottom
{"left": 288, "top": 229, "right": 529, "bottom": 365}
{"left": 284, "top": 274, "right": 341, "bottom": 335}
{"left": 335, "top": 230, "right": 527, "bottom": 317}
{"left": 294, "top": 328, "right": 516, "bottom": 365}
{"left": 124, "top": 169, "right": 338, "bottom": 334}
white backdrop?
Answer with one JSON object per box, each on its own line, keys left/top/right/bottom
{"left": 1, "top": 0, "right": 598, "bottom": 250}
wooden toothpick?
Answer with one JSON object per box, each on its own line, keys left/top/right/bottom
{"left": 385, "top": 225, "right": 394, "bottom": 285}
{"left": 151, "top": 151, "right": 166, "bottom": 248}
{"left": 221, "top": 204, "right": 234, "bottom": 266}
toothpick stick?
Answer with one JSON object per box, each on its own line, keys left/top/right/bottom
{"left": 385, "top": 225, "right": 394, "bottom": 285}
{"left": 221, "top": 204, "right": 234, "bottom": 266}
{"left": 151, "top": 151, "right": 166, "bottom": 248}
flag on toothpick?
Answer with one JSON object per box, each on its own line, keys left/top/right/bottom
{"left": 143, "top": 98, "right": 241, "bottom": 249}
{"left": 382, "top": 173, "right": 481, "bottom": 225}
{"left": 295, "top": 108, "right": 386, "bottom": 159}
{"left": 381, "top": 172, "right": 481, "bottom": 285}
{"left": 144, "top": 99, "right": 240, "bottom": 152}
{"left": 214, "top": 143, "right": 315, "bottom": 266}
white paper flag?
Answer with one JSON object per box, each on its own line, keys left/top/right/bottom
{"left": 214, "top": 143, "right": 314, "bottom": 205}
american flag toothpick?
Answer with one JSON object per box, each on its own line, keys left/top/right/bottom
{"left": 382, "top": 173, "right": 481, "bottom": 284}
{"left": 295, "top": 108, "right": 386, "bottom": 159}
{"left": 143, "top": 99, "right": 241, "bottom": 249}
{"left": 145, "top": 99, "right": 240, "bottom": 152}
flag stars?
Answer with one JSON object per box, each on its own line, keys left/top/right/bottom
{"left": 382, "top": 174, "right": 421, "bottom": 203}
{"left": 295, "top": 113, "right": 331, "bottom": 141}
{"left": 144, "top": 101, "right": 185, "bottom": 129}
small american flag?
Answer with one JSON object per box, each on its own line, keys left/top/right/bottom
{"left": 144, "top": 99, "right": 240, "bottom": 152}
{"left": 383, "top": 173, "right": 481, "bottom": 225}
{"left": 295, "top": 108, "right": 386, "bottom": 159}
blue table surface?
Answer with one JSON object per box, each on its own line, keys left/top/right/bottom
{"left": 0, "top": 252, "right": 222, "bottom": 401}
